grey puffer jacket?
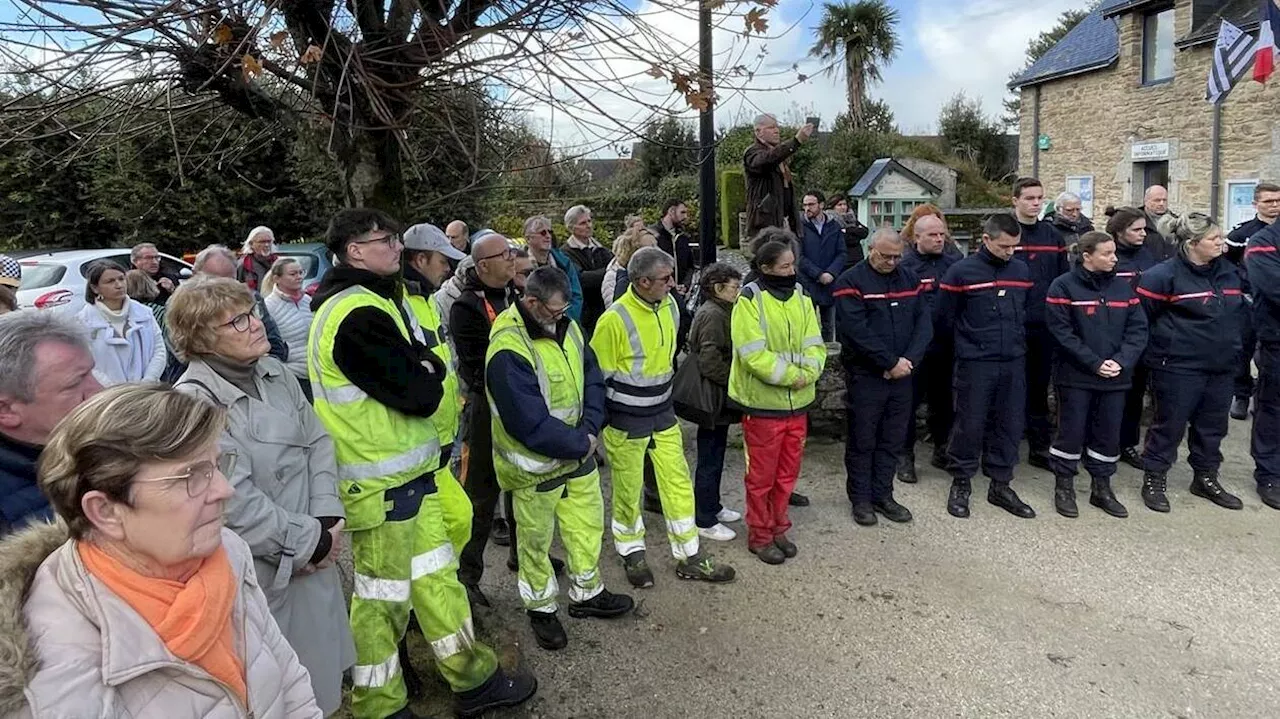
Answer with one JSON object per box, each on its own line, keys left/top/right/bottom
{"left": 0, "top": 522, "right": 322, "bottom": 718}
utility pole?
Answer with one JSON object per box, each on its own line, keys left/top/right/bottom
{"left": 698, "top": 0, "right": 717, "bottom": 265}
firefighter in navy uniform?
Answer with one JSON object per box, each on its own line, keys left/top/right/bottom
{"left": 834, "top": 229, "right": 932, "bottom": 526}
{"left": 1243, "top": 213, "right": 1280, "bottom": 510}
{"left": 935, "top": 214, "right": 1036, "bottom": 519}
{"left": 1044, "top": 232, "right": 1148, "bottom": 519}
{"left": 1135, "top": 213, "right": 1247, "bottom": 512}
{"left": 1010, "top": 178, "right": 1070, "bottom": 471}
{"left": 896, "top": 212, "right": 962, "bottom": 482}
{"left": 1225, "top": 182, "right": 1280, "bottom": 420}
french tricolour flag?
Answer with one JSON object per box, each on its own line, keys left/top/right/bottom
{"left": 1254, "top": 0, "right": 1280, "bottom": 82}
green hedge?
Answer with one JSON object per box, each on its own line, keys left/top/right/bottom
{"left": 720, "top": 169, "right": 745, "bottom": 249}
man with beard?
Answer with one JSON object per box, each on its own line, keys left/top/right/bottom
{"left": 1047, "top": 192, "right": 1094, "bottom": 248}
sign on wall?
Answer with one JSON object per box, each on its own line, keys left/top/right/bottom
{"left": 1227, "top": 180, "right": 1258, "bottom": 231}
{"left": 1131, "top": 141, "right": 1171, "bottom": 161}
{"left": 1065, "top": 175, "right": 1095, "bottom": 219}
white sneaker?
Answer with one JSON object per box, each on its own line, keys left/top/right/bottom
{"left": 698, "top": 523, "right": 737, "bottom": 541}
{"left": 715, "top": 508, "right": 742, "bottom": 523}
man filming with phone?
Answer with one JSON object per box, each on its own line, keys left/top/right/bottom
{"left": 744, "top": 114, "right": 817, "bottom": 238}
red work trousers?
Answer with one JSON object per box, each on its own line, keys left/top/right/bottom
{"left": 742, "top": 414, "right": 808, "bottom": 549}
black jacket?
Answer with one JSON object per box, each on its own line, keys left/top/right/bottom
{"left": 900, "top": 242, "right": 963, "bottom": 354}
{"left": 449, "top": 269, "right": 519, "bottom": 394}
{"left": 936, "top": 247, "right": 1033, "bottom": 362}
{"left": 743, "top": 138, "right": 802, "bottom": 235}
{"left": 0, "top": 433, "right": 51, "bottom": 536}
{"left": 1047, "top": 212, "right": 1094, "bottom": 249}
{"left": 1142, "top": 211, "right": 1178, "bottom": 261}
{"left": 1136, "top": 254, "right": 1245, "bottom": 374}
{"left": 1227, "top": 216, "right": 1272, "bottom": 290}
{"left": 832, "top": 261, "right": 933, "bottom": 375}
{"left": 1045, "top": 265, "right": 1148, "bottom": 390}
{"left": 562, "top": 242, "right": 614, "bottom": 335}
{"left": 1114, "top": 238, "right": 1162, "bottom": 290}
{"left": 1245, "top": 221, "right": 1280, "bottom": 344}
{"left": 1013, "top": 218, "right": 1069, "bottom": 325}
{"left": 648, "top": 222, "right": 696, "bottom": 289}
{"left": 311, "top": 266, "right": 446, "bottom": 417}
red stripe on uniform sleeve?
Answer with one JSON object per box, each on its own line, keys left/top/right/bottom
{"left": 1046, "top": 297, "right": 1071, "bottom": 305}
{"left": 832, "top": 287, "right": 862, "bottom": 298}
{"left": 1135, "top": 286, "right": 1171, "bottom": 302}
{"left": 995, "top": 280, "right": 1035, "bottom": 289}
{"left": 1223, "top": 288, "right": 1244, "bottom": 296}
{"left": 1246, "top": 246, "right": 1278, "bottom": 255}
{"left": 1014, "top": 245, "right": 1066, "bottom": 253}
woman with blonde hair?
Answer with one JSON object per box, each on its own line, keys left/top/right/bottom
{"left": 0, "top": 383, "right": 322, "bottom": 717}
{"left": 167, "top": 277, "right": 354, "bottom": 714}
{"left": 1135, "top": 213, "right": 1247, "bottom": 513}
{"left": 261, "top": 257, "right": 314, "bottom": 400}
{"left": 601, "top": 226, "right": 658, "bottom": 304}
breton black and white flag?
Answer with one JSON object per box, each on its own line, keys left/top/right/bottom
{"left": 1208, "top": 19, "right": 1259, "bottom": 104}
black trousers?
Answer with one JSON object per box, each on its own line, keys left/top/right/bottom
{"left": 948, "top": 357, "right": 1026, "bottom": 484}
{"left": 844, "top": 371, "right": 912, "bottom": 505}
{"left": 1252, "top": 343, "right": 1280, "bottom": 487}
{"left": 1049, "top": 386, "right": 1125, "bottom": 481}
{"left": 1025, "top": 325, "right": 1054, "bottom": 452}
{"left": 906, "top": 350, "right": 954, "bottom": 451}
{"left": 457, "top": 394, "right": 516, "bottom": 586}
{"left": 1236, "top": 311, "right": 1257, "bottom": 400}
{"left": 1140, "top": 369, "right": 1232, "bottom": 474}
{"left": 1120, "top": 364, "right": 1151, "bottom": 449}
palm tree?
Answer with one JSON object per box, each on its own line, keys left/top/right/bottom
{"left": 810, "top": 0, "right": 901, "bottom": 131}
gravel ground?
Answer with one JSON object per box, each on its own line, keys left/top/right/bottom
{"left": 336, "top": 410, "right": 1280, "bottom": 719}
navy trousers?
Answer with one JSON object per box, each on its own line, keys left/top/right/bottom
{"left": 1236, "top": 311, "right": 1257, "bottom": 401}
{"left": 1025, "top": 325, "right": 1055, "bottom": 452}
{"left": 1120, "top": 364, "right": 1150, "bottom": 449}
{"left": 1049, "top": 386, "right": 1125, "bottom": 481}
{"left": 906, "top": 350, "right": 954, "bottom": 451}
{"left": 1141, "top": 369, "right": 1233, "bottom": 474}
{"left": 844, "top": 370, "right": 913, "bottom": 505}
{"left": 694, "top": 424, "right": 730, "bottom": 527}
{"left": 1252, "top": 343, "right": 1280, "bottom": 488}
{"left": 947, "top": 357, "right": 1027, "bottom": 484}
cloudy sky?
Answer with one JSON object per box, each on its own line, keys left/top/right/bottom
{"left": 523, "top": 0, "right": 1094, "bottom": 157}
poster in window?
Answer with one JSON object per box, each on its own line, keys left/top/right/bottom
{"left": 1064, "top": 175, "right": 1095, "bottom": 219}
{"left": 1227, "top": 181, "right": 1258, "bottom": 231}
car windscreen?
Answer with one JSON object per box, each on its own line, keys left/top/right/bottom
{"left": 18, "top": 263, "right": 67, "bottom": 290}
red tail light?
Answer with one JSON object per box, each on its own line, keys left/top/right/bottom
{"left": 33, "top": 289, "right": 73, "bottom": 309}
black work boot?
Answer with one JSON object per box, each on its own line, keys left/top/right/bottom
{"left": 568, "top": 589, "right": 635, "bottom": 619}
{"left": 1259, "top": 484, "right": 1280, "bottom": 510}
{"left": 873, "top": 497, "right": 913, "bottom": 523}
{"left": 750, "top": 543, "right": 786, "bottom": 564}
{"left": 988, "top": 483, "right": 1036, "bottom": 518}
{"left": 896, "top": 451, "right": 918, "bottom": 483}
{"left": 1231, "top": 396, "right": 1250, "bottom": 420}
{"left": 930, "top": 445, "right": 951, "bottom": 471}
{"left": 1141, "top": 471, "right": 1170, "bottom": 513}
{"left": 456, "top": 667, "right": 538, "bottom": 718}
{"left": 1089, "top": 477, "right": 1128, "bottom": 518}
{"left": 1053, "top": 476, "right": 1078, "bottom": 518}
{"left": 1028, "top": 448, "right": 1052, "bottom": 471}
{"left": 773, "top": 534, "right": 798, "bottom": 558}
{"left": 676, "top": 553, "right": 736, "bottom": 582}
{"left": 622, "top": 551, "right": 655, "bottom": 589}
{"left": 947, "top": 480, "right": 971, "bottom": 518}
{"left": 490, "top": 517, "right": 511, "bottom": 547}
{"left": 851, "top": 501, "right": 878, "bottom": 526}
{"left": 788, "top": 491, "right": 811, "bottom": 507}
{"left": 527, "top": 611, "right": 568, "bottom": 650}
{"left": 1120, "top": 446, "right": 1144, "bottom": 470}
{"left": 1189, "top": 470, "right": 1244, "bottom": 510}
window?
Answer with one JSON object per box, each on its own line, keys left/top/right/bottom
{"left": 1142, "top": 8, "right": 1175, "bottom": 84}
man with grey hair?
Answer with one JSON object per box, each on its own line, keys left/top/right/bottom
{"left": 524, "top": 215, "right": 584, "bottom": 322}
{"left": 834, "top": 229, "right": 932, "bottom": 527}
{"left": 191, "top": 244, "right": 289, "bottom": 362}
{"left": 1047, "top": 191, "right": 1094, "bottom": 248}
{"left": 590, "top": 246, "right": 735, "bottom": 586}
{"left": 0, "top": 310, "right": 102, "bottom": 535}
{"left": 744, "top": 114, "right": 815, "bottom": 237}
{"left": 560, "top": 205, "right": 613, "bottom": 336}
{"left": 1142, "top": 185, "right": 1177, "bottom": 259}
{"left": 130, "top": 242, "right": 181, "bottom": 303}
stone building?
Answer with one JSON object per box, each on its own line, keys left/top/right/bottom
{"left": 1010, "top": 0, "right": 1280, "bottom": 227}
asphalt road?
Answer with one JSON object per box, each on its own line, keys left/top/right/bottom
{"left": 354, "top": 415, "right": 1279, "bottom": 719}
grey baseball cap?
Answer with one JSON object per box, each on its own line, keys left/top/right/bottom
{"left": 403, "top": 223, "right": 466, "bottom": 260}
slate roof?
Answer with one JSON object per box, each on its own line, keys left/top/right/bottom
{"left": 848, "top": 158, "right": 942, "bottom": 199}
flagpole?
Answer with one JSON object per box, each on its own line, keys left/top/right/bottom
{"left": 1210, "top": 101, "right": 1223, "bottom": 220}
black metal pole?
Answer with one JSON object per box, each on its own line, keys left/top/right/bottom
{"left": 1210, "top": 101, "right": 1223, "bottom": 220}
{"left": 698, "top": 1, "right": 717, "bottom": 265}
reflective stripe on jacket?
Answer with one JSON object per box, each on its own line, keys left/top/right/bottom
{"left": 308, "top": 286, "right": 441, "bottom": 531}
{"left": 728, "top": 281, "right": 825, "bottom": 415}
{"left": 936, "top": 247, "right": 1033, "bottom": 361}
{"left": 1045, "top": 265, "right": 1148, "bottom": 390}
{"left": 1136, "top": 254, "right": 1245, "bottom": 373}
{"left": 589, "top": 287, "right": 681, "bottom": 433}
{"left": 405, "top": 292, "right": 461, "bottom": 451}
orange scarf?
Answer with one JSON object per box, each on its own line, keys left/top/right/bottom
{"left": 78, "top": 541, "right": 248, "bottom": 706}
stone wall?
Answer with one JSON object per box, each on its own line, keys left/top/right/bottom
{"left": 1018, "top": 0, "right": 1280, "bottom": 215}
{"left": 810, "top": 345, "right": 847, "bottom": 439}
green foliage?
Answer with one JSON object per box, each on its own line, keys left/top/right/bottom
{"left": 656, "top": 173, "right": 698, "bottom": 205}
{"left": 719, "top": 168, "right": 746, "bottom": 248}
{"left": 715, "top": 126, "right": 756, "bottom": 169}
{"left": 938, "top": 92, "right": 1009, "bottom": 181}
{"left": 637, "top": 117, "right": 697, "bottom": 188}
{"left": 1003, "top": 4, "right": 1096, "bottom": 128}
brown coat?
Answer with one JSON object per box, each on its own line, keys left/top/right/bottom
{"left": 743, "top": 138, "right": 803, "bottom": 237}
{"left": 0, "top": 522, "right": 322, "bottom": 719}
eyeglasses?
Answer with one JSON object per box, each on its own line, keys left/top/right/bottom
{"left": 477, "top": 247, "right": 515, "bottom": 262}
{"left": 219, "top": 305, "right": 261, "bottom": 333}
{"left": 351, "top": 233, "right": 401, "bottom": 248}
{"left": 874, "top": 252, "right": 903, "bottom": 262}
{"left": 134, "top": 451, "right": 237, "bottom": 498}
{"left": 645, "top": 273, "right": 675, "bottom": 286}
{"left": 540, "top": 301, "right": 570, "bottom": 320}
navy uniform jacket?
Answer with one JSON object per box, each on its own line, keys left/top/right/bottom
{"left": 1013, "top": 218, "right": 1069, "bottom": 325}
{"left": 1136, "top": 254, "right": 1245, "bottom": 374}
{"left": 1114, "top": 239, "right": 1162, "bottom": 291}
{"left": 1245, "top": 222, "right": 1280, "bottom": 344}
{"left": 1045, "top": 265, "right": 1148, "bottom": 391}
{"left": 832, "top": 260, "right": 932, "bottom": 375}
{"left": 901, "top": 242, "right": 962, "bottom": 353}
{"left": 936, "top": 246, "right": 1033, "bottom": 362}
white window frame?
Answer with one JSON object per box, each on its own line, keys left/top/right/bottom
{"left": 1064, "top": 175, "right": 1095, "bottom": 220}
{"left": 1226, "top": 179, "right": 1259, "bottom": 231}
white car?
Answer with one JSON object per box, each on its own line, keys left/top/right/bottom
{"left": 15, "top": 248, "right": 193, "bottom": 314}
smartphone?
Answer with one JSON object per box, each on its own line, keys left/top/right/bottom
{"left": 806, "top": 116, "right": 820, "bottom": 129}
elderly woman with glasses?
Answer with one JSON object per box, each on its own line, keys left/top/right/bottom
{"left": 166, "top": 277, "right": 354, "bottom": 715}
{"left": 0, "top": 384, "right": 322, "bottom": 717}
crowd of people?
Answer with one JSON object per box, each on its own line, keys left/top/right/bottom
{"left": 0, "top": 112, "right": 1276, "bottom": 718}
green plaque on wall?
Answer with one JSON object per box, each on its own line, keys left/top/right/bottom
{"left": 1037, "top": 134, "right": 1051, "bottom": 150}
